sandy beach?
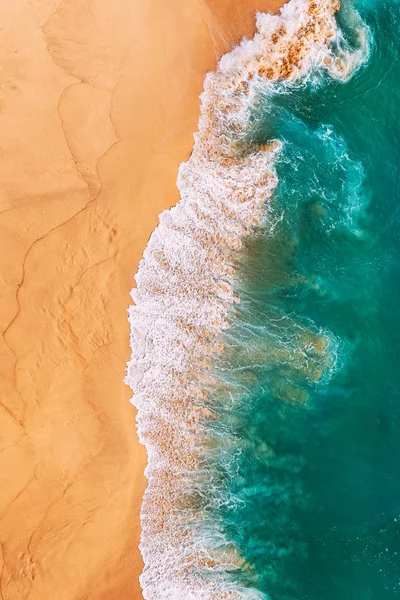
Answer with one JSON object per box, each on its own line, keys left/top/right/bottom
{"left": 0, "top": 1, "right": 284, "bottom": 598}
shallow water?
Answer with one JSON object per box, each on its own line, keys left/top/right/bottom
{"left": 126, "top": 1, "right": 400, "bottom": 597}
{"left": 211, "top": 1, "right": 400, "bottom": 597}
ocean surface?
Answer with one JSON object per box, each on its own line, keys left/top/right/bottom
{"left": 126, "top": 1, "right": 400, "bottom": 598}
{"left": 215, "top": 1, "right": 400, "bottom": 597}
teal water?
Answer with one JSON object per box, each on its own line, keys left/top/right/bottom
{"left": 211, "top": 1, "right": 400, "bottom": 598}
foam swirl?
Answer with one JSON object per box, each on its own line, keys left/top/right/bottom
{"left": 125, "top": 1, "right": 366, "bottom": 597}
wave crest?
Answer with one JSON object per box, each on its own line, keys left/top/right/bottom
{"left": 125, "top": 1, "right": 366, "bottom": 598}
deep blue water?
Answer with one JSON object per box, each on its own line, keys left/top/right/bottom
{"left": 211, "top": 1, "right": 400, "bottom": 597}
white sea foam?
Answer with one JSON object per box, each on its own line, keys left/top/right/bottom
{"left": 125, "top": 1, "right": 367, "bottom": 598}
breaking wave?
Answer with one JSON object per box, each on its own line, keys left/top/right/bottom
{"left": 125, "top": 1, "right": 369, "bottom": 598}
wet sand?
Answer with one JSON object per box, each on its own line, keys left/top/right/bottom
{"left": 0, "top": 1, "right": 284, "bottom": 598}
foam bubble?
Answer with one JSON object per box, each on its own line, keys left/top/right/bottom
{"left": 125, "top": 1, "right": 367, "bottom": 598}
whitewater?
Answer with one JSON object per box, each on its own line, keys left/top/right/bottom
{"left": 125, "top": 1, "right": 369, "bottom": 598}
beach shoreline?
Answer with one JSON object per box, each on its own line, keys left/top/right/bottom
{"left": 126, "top": 0, "right": 346, "bottom": 598}
{"left": 0, "top": 1, "right": 284, "bottom": 598}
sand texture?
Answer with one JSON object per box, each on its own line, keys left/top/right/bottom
{"left": 200, "top": 0, "right": 290, "bottom": 53}
{"left": 0, "top": 1, "right": 284, "bottom": 598}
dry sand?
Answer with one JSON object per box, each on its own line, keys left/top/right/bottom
{"left": 0, "top": 1, "right": 284, "bottom": 598}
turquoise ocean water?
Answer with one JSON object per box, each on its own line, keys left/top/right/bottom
{"left": 207, "top": 1, "right": 400, "bottom": 597}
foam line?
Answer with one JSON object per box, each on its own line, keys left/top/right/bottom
{"left": 125, "top": 1, "right": 367, "bottom": 597}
